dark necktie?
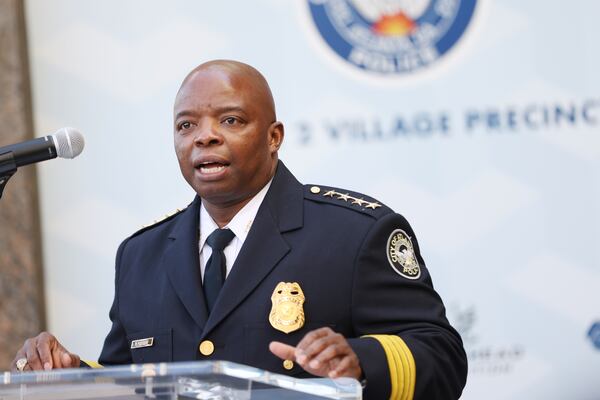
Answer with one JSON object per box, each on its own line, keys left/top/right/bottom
{"left": 203, "top": 228, "right": 235, "bottom": 313}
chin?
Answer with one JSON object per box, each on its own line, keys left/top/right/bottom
{"left": 194, "top": 183, "right": 235, "bottom": 203}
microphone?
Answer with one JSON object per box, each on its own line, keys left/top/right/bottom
{"left": 0, "top": 127, "right": 85, "bottom": 167}
{"left": 0, "top": 127, "right": 84, "bottom": 199}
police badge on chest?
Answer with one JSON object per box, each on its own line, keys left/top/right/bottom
{"left": 269, "top": 282, "right": 306, "bottom": 334}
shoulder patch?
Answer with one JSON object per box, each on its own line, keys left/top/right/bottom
{"left": 304, "top": 185, "right": 390, "bottom": 218}
{"left": 386, "top": 229, "right": 421, "bottom": 280}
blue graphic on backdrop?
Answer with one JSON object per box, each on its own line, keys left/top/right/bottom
{"left": 589, "top": 322, "right": 600, "bottom": 350}
{"left": 307, "top": 0, "right": 477, "bottom": 75}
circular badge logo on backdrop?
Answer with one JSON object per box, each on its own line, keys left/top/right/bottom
{"left": 307, "top": 0, "right": 477, "bottom": 76}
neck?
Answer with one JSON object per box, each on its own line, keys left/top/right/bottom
{"left": 203, "top": 197, "right": 253, "bottom": 228}
{"left": 201, "top": 159, "right": 278, "bottom": 227}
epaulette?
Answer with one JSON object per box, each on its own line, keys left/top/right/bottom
{"left": 304, "top": 184, "right": 391, "bottom": 218}
{"left": 129, "top": 206, "right": 188, "bottom": 238}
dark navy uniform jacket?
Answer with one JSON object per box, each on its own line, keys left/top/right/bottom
{"left": 98, "top": 161, "right": 467, "bottom": 399}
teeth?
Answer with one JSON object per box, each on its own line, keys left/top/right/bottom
{"left": 200, "top": 165, "right": 225, "bottom": 173}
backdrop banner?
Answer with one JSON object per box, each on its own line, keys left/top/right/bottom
{"left": 25, "top": 1, "right": 600, "bottom": 398}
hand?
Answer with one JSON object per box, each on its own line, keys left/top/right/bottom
{"left": 269, "top": 327, "right": 362, "bottom": 380}
{"left": 11, "top": 332, "right": 80, "bottom": 372}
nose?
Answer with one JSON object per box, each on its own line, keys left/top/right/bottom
{"left": 193, "top": 121, "right": 223, "bottom": 146}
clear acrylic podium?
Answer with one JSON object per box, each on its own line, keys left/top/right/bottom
{"left": 0, "top": 361, "right": 362, "bottom": 400}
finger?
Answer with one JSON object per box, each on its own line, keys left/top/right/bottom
{"left": 61, "top": 352, "right": 73, "bottom": 368}
{"left": 37, "top": 340, "right": 54, "bottom": 370}
{"left": 302, "top": 333, "right": 342, "bottom": 361}
{"left": 21, "top": 362, "right": 33, "bottom": 372}
{"left": 71, "top": 353, "right": 81, "bottom": 368}
{"left": 269, "top": 341, "right": 296, "bottom": 361}
{"left": 52, "top": 348, "right": 63, "bottom": 369}
{"left": 61, "top": 351, "right": 80, "bottom": 368}
{"left": 328, "top": 355, "right": 360, "bottom": 379}
{"left": 296, "top": 327, "right": 333, "bottom": 353}
{"left": 308, "top": 343, "right": 345, "bottom": 370}
{"left": 24, "top": 340, "right": 43, "bottom": 370}
{"left": 11, "top": 350, "right": 27, "bottom": 372}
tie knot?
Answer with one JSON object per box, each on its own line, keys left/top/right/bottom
{"left": 206, "top": 228, "right": 235, "bottom": 251}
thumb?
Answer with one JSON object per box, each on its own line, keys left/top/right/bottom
{"left": 269, "top": 341, "right": 296, "bottom": 360}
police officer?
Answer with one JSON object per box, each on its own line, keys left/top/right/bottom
{"left": 12, "top": 60, "right": 467, "bottom": 399}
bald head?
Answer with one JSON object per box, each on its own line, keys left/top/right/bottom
{"left": 172, "top": 59, "right": 284, "bottom": 221}
{"left": 177, "top": 60, "right": 276, "bottom": 121}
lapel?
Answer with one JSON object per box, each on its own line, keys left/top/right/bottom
{"left": 202, "top": 161, "right": 304, "bottom": 336}
{"left": 164, "top": 196, "right": 210, "bottom": 329}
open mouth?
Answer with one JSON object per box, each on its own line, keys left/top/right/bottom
{"left": 195, "top": 161, "right": 230, "bottom": 174}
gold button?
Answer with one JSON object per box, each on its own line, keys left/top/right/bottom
{"left": 310, "top": 186, "right": 321, "bottom": 194}
{"left": 283, "top": 359, "right": 294, "bottom": 370}
{"left": 199, "top": 340, "right": 214, "bottom": 356}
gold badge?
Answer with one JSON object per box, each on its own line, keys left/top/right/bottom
{"left": 386, "top": 229, "right": 421, "bottom": 280}
{"left": 269, "top": 282, "right": 306, "bottom": 334}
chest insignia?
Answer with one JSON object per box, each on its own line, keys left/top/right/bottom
{"left": 130, "top": 337, "right": 154, "bottom": 349}
{"left": 269, "top": 282, "right": 306, "bottom": 334}
{"left": 386, "top": 229, "right": 421, "bottom": 280}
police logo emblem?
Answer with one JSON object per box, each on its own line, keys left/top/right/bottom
{"left": 386, "top": 229, "right": 421, "bottom": 279}
{"left": 269, "top": 282, "right": 306, "bottom": 334}
{"left": 306, "top": 0, "right": 477, "bottom": 76}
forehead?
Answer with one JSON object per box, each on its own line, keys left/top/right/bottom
{"left": 174, "top": 68, "right": 253, "bottom": 114}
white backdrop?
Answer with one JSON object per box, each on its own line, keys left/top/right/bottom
{"left": 24, "top": 1, "right": 600, "bottom": 398}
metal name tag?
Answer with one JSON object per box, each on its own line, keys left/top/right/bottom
{"left": 130, "top": 337, "right": 154, "bottom": 349}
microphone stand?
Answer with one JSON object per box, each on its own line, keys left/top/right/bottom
{"left": 0, "top": 151, "right": 17, "bottom": 199}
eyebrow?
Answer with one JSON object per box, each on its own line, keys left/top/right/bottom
{"left": 174, "top": 106, "right": 247, "bottom": 120}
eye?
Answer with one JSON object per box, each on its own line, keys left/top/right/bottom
{"left": 177, "top": 121, "right": 194, "bottom": 132}
{"left": 222, "top": 116, "right": 243, "bottom": 126}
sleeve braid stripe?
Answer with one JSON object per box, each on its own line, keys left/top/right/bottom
{"left": 363, "top": 335, "right": 416, "bottom": 400}
{"left": 391, "top": 336, "right": 416, "bottom": 400}
{"left": 82, "top": 360, "right": 103, "bottom": 368}
{"left": 380, "top": 334, "right": 404, "bottom": 400}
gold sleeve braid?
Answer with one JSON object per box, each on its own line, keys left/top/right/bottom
{"left": 364, "top": 335, "right": 416, "bottom": 400}
{"left": 82, "top": 360, "right": 103, "bottom": 368}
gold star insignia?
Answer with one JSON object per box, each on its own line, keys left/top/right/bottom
{"left": 352, "top": 198, "right": 366, "bottom": 206}
{"left": 337, "top": 193, "right": 351, "bottom": 201}
{"left": 365, "top": 202, "right": 382, "bottom": 209}
{"left": 141, "top": 208, "right": 185, "bottom": 228}
{"left": 323, "top": 190, "right": 336, "bottom": 197}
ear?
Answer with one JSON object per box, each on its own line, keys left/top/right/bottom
{"left": 267, "top": 121, "right": 284, "bottom": 154}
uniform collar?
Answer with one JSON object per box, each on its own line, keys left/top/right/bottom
{"left": 199, "top": 177, "right": 273, "bottom": 249}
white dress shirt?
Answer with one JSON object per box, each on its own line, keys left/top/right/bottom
{"left": 198, "top": 179, "right": 273, "bottom": 282}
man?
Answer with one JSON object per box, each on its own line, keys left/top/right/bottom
{"left": 12, "top": 60, "right": 467, "bottom": 399}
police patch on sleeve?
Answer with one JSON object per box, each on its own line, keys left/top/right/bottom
{"left": 386, "top": 229, "right": 421, "bottom": 279}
